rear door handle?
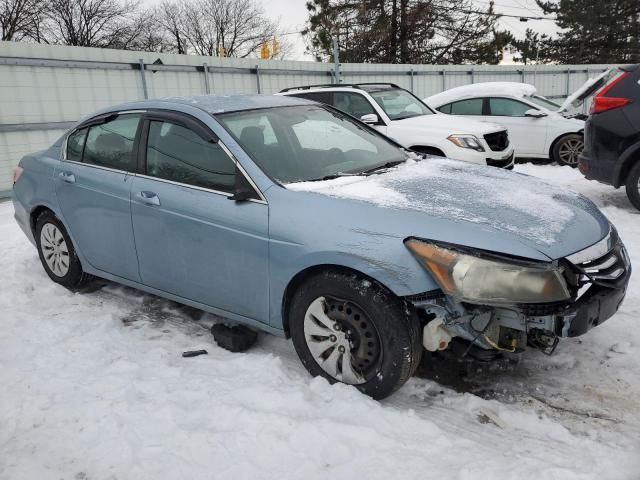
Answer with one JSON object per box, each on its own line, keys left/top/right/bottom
{"left": 58, "top": 171, "right": 75, "bottom": 183}
{"left": 136, "top": 191, "right": 161, "bottom": 206}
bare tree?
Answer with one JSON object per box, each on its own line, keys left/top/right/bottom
{"left": 179, "top": 0, "right": 278, "bottom": 57}
{"left": 1, "top": 0, "right": 40, "bottom": 40}
{"left": 156, "top": 0, "right": 188, "bottom": 54}
{"left": 41, "top": 0, "right": 141, "bottom": 47}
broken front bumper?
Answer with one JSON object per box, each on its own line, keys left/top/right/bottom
{"left": 413, "top": 235, "right": 631, "bottom": 355}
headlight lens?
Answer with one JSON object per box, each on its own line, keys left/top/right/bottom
{"left": 405, "top": 239, "right": 571, "bottom": 304}
{"left": 447, "top": 134, "right": 485, "bottom": 152}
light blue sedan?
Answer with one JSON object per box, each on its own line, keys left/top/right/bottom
{"left": 12, "top": 95, "right": 631, "bottom": 399}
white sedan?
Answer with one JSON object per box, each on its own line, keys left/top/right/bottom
{"left": 425, "top": 80, "right": 603, "bottom": 167}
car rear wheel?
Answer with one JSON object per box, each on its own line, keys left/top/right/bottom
{"left": 625, "top": 161, "right": 640, "bottom": 211}
{"left": 553, "top": 133, "right": 584, "bottom": 167}
{"left": 289, "top": 270, "right": 423, "bottom": 399}
{"left": 35, "top": 211, "right": 90, "bottom": 290}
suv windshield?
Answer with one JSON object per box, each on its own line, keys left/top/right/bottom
{"left": 528, "top": 95, "right": 561, "bottom": 110}
{"left": 369, "top": 89, "right": 433, "bottom": 120}
{"left": 216, "top": 105, "right": 408, "bottom": 184}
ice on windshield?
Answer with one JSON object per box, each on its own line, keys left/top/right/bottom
{"left": 287, "top": 158, "right": 585, "bottom": 246}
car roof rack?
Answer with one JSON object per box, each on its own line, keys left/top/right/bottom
{"left": 279, "top": 82, "right": 402, "bottom": 93}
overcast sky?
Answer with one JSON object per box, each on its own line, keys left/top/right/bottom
{"left": 146, "top": 0, "right": 561, "bottom": 61}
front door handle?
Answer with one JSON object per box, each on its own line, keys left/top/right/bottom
{"left": 58, "top": 171, "right": 75, "bottom": 183}
{"left": 136, "top": 191, "right": 161, "bottom": 206}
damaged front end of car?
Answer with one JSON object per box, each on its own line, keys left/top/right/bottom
{"left": 404, "top": 230, "right": 631, "bottom": 358}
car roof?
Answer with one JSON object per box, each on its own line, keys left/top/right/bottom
{"left": 426, "top": 82, "right": 538, "bottom": 107}
{"left": 97, "top": 94, "right": 313, "bottom": 117}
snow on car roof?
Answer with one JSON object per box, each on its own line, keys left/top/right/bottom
{"left": 426, "top": 82, "right": 538, "bottom": 107}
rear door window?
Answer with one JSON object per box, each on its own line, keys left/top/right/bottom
{"left": 488, "top": 98, "right": 532, "bottom": 117}
{"left": 145, "top": 120, "right": 235, "bottom": 193}
{"left": 66, "top": 127, "right": 87, "bottom": 162}
{"left": 332, "top": 92, "right": 377, "bottom": 119}
{"left": 448, "top": 98, "right": 484, "bottom": 115}
{"left": 83, "top": 115, "right": 140, "bottom": 171}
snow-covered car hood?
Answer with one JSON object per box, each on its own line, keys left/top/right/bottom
{"left": 394, "top": 114, "right": 506, "bottom": 136}
{"left": 287, "top": 158, "right": 610, "bottom": 261}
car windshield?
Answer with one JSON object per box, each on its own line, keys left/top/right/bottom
{"left": 216, "top": 105, "right": 408, "bottom": 184}
{"left": 528, "top": 95, "right": 561, "bottom": 110}
{"left": 369, "top": 89, "right": 433, "bottom": 120}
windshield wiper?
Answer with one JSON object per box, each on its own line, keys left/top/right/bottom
{"left": 360, "top": 160, "right": 406, "bottom": 176}
{"left": 304, "top": 172, "right": 360, "bottom": 182}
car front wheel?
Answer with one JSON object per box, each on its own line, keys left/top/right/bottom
{"left": 289, "top": 270, "right": 423, "bottom": 399}
{"left": 553, "top": 133, "right": 584, "bottom": 167}
{"left": 625, "top": 161, "right": 640, "bottom": 211}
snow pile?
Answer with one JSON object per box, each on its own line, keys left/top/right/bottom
{"left": 288, "top": 158, "right": 580, "bottom": 245}
{"left": 1, "top": 163, "right": 640, "bottom": 479}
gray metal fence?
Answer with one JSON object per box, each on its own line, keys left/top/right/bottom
{"left": 0, "top": 40, "right": 613, "bottom": 196}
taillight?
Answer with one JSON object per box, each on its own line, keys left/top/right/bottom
{"left": 590, "top": 72, "right": 632, "bottom": 114}
{"left": 12, "top": 166, "right": 23, "bottom": 185}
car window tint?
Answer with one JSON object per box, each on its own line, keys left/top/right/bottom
{"left": 292, "top": 119, "right": 377, "bottom": 153}
{"left": 67, "top": 127, "right": 87, "bottom": 162}
{"left": 146, "top": 120, "right": 235, "bottom": 192}
{"left": 332, "top": 92, "right": 376, "bottom": 119}
{"left": 489, "top": 98, "right": 531, "bottom": 116}
{"left": 437, "top": 104, "right": 452, "bottom": 114}
{"left": 83, "top": 115, "right": 140, "bottom": 170}
{"left": 449, "top": 98, "right": 483, "bottom": 115}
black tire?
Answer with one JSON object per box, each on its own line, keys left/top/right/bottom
{"left": 35, "top": 210, "right": 90, "bottom": 290}
{"left": 289, "top": 270, "right": 423, "bottom": 400}
{"left": 625, "top": 161, "right": 640, "bottom": 211}
{"left": 552, "top": 133, "right": 584, "bottom": 167}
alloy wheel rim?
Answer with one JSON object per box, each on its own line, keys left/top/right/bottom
{"left": 558, "top": 138, "right": 584, "bottom": 165}
{"left": 40, "top": 223, "right": 69, "bottom": 277}
{"left": 303, "top": 296, "right": 381, "bottom": 385}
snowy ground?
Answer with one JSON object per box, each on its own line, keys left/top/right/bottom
{"left": 1, "top": 164, "right": 640, "bottom": 480}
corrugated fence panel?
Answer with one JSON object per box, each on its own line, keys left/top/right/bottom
{"left": 0, "top": 40, "right": 615, "bottom": 194}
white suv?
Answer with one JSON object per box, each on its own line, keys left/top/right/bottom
{"left": 278, "top": 83, "right": 515, "bottom": 169}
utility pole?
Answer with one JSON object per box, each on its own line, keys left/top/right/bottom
{"left": 332, "top": 36, "right": 341, "bottom": 84}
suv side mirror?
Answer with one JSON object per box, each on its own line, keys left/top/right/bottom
{"left": 360, "top": 113, "right": 379, "bottom": 124}
{"left": 228, "top": 164, "right": 258, "bottom": 202}
{"left": 524, "top": 109, "right": 547, "bottom": 118}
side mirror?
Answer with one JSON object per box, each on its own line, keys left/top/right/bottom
{"left": 524, "top": 109, "right": 547, "bottom": 118}
{"left": 228, "top": 164, "right": 258, "bottom": 202}
{"left": 360, "top": 113, "right": 379, "bottom": 124}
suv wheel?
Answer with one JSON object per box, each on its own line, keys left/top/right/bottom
{"left": 289, "top": 270, "right": 423, "bottom": 400}
{"left": 625, "top": 161, "right": 640, "bottom": 211}
{"left": 35, "top": 211, "right": 90, "bottom": 289}
{"left": 553, "top": 133, "right": 584, "bottom": 167}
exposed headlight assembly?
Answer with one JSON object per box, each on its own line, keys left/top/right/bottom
{"left": 405, "top": 239, "right": 571, "bottom": 304}
{"left": 447, "top": 134, "right": 485, "bottom": 152}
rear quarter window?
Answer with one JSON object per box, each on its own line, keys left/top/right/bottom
{"left": 66, "top": 128, "right": 87, "bottom": 162}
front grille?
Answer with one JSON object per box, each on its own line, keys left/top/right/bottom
{"left": 486, "top": 152, "right": 514, "bottom": 169}
{"left": 573, "top": 247, "right": 627, "bottom": 286}
{"left": 484, "top": 130, "right": 509, "bottom": 151}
